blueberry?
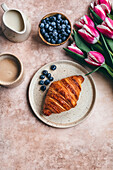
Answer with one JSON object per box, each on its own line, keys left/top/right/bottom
{"left": 58, "top": 34, "right": 62, "bottom": 39}
{"left": 56, "top": 20, "right": 60, "bottom": 24}
{"left": 49, "top": 32, "right": 53, "bottom": 36}
{"left": 57, "top": 39, "right": 62, "bottom": 44}
{"left": 62, "top": 24, "right": 66, "bottom": 29}
{"left": 47, "top": 38, "right": 51, "bottom": 43}
{"left": 53, "top": 30, "right": 58, "bottom": 36}
{"left": 40, "top": 75, "right": 45, "bottom": 79}
{"left": 45, "top": 23, "right": 49, "bottom": 29}
{"left": 40, "top": 85, "right": 46, "bottom": 91}
{"left": 40, "top": 23, "right": 45, "bottom": 28}
{"left": 61, "top": 29, "right": 65, "bottom": 33}
{"left": 57, "top": 30, "right": 61, "bottom": 33}
{"left": 41, "top": 28, "right": 45, "bottom": 34}
{"left": 51, "top": 65, "right": 57, "bottom": 70}
{"left": 53, "top": 36, "right": 58, "bottom": 41}
{"left": 48, "top": 26, "right": 53, "bottom": 32}
{"left": 67, "top": 25, "right": 71, "bottom": 29}
{"left": 64, "top": 20, "right": 68, "bottom": 25}
{"left": 50, "top": 36, "right": 53, "bottom": 40}
{"left": 52, "top": 16, "right": 57, "bottom": 21}
{"left": 45, "top": 17, "right": 49, "bottom": 21}
{"left": 44, "top": 33, "right": 49, "bottom": 39}
{"left": 49, "top": 77, "right": 54, "bottom": 81}
{"left": 56, "top": 23, "right": 60, "bottom": 27}
{"left": 57, "top": 24, "right": 61, "bottom": 29}
{"left": 62, "top": 36, "right": 67, "bottom": 41}
{"left": 66, "top": 29, "right": 71, "bottom": 34}
{"left": 44, "top": 32, "right": 49, "bottom": 38}
{"left": 42, "top": 70, "right": 48, "bottom": 75}
{"left": 51, "top": 22, "right": 56, "bottom": 26}
{"left": 62, "top": 32, "right": 68, "bottom": 37}
{"left": 53, "top": 25, "right": 56, "bottom": 29}
{"left": 44, "top": 79, "right": 50, "bottom": 85}
{"left": 46, "top": 20, "right": 50, "bottom": 24}
{"left": 51, "top": 39, "right": 56, "bottom": 44}
{"left": 47, "top": 73, "right": 51, "bottom": 78}
{"left": 57, "top": 14, "right": 62, "bottom": 20}
{"left": 49, "top": 16, "right": 53, "bottom": 21}
{"left": 60, "top": 19, "right": 64, "bottom": 24}
{"left": 41, "top": 19, "right": 46, "bottom": 24}
{"left": 39, "top": 80, "right": 44, "bottom": 85}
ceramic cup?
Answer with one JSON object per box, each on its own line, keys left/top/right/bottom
{"left": 1, "top": 3, "right": 31, "bottom": 42}
{"left": 0, "top": 53, "right": 24, "bottom": 88}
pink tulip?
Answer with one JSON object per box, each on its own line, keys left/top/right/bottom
{"left": 93, "top": 4, "right": 107, "bottom": 20}
{"left": 75, "top": 15, "right": 95, "bottom": 29}
{"left": 91, "top": 0, "right": 111, "bottom": 20}
{"left": 85, "top": 51, "right": 105, "bottom": 66}
{"left": 100, "top": 3, "right": 111, "bottom": 14}
{"left": 78, "top": 24, "right": 100, "bottom": 44}
{"left": 68, "top": 42, "right": 84, "bottom": 55}
{"left": 92, "top": 0, "right": 111, "bottom": 10}
{"left": 97, "top": 17, "right": 113, "bottom": 38}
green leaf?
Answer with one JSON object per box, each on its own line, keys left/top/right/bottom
{"left": 89, "top": 8, "right": 103, "bottom": 24}
{"left": 111, "top": 9, "right": 113, "bottom": 15}
{"left": 107, "top": 13, "right": 113, "bottom": 20}
{"left": 73, "top": 30, "right": 91, "bottom": 53}
{"left": 105, "top": 37, "right": 113, "bottom": 52}
{"left": 100, "top": 33, "right": 113, "bottom": 67}
{"left": 91, "top": 43, "right": 104, "bottom": 55}
{"left": 63, "top": 48, "right": 85, "bottom": 63}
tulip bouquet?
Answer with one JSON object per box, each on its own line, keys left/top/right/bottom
{"left": 64, "top": 0, "right": 113, "bottom": 79}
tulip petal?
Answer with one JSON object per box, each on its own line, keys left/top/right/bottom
{"left": 88, "top": 51, "right": 105, "bottom": 63}
{"left": 68, "top": 44, "right": 84, "bottom": 55}
{"left": 95, "top": 0, "right": 99, "bottom": 5}
{"left": 97, "top": 24, "right": 113, "bottom": 38}
{"left": 75, "top": 21, "right": 84, "bottom": 28}
{"left": 100, "top": 0, "right": 111, "bottom": 8}
{"left": 83, "top": 15, "right": 95, "bottom": 27}
{"left": 85, "top": 58, "right": 101, "bottom": 66}
{"left": 101, "top": 4, "right": 111, "bottom": 13}
{"left": 85, "top": 51, "right": 105, "bottom": 66}
{"left": 78, "top": 28, "right": 98, "bottom": 44}
{"left": 75, "top": 15, "right": 94, "bottom": 29}
{"left": 91, "top": 2, "right": 95, "bottom": 9}
{"left": 83, "top": 24, "right": 100, "bottom": 40}
{"left": 105, "top": 17, "right": 113, "bottom": 30}
{"left": 94, "top": 5, "right": 106, "bottom": 20}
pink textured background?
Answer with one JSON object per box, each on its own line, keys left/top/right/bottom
{"left": 0, "top": 0, "right": 113, "bottom": 169}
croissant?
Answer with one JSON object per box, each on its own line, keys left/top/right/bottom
{"left": 43, "top": 75, "right": 84, "bottom": 116}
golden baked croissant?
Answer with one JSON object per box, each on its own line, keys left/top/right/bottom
{"left": 43, "top": 75, "right": 84, "bottom": 116}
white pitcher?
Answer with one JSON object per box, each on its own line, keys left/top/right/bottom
{"left": 1, "top": 3, "right": 31, "bottom": 42}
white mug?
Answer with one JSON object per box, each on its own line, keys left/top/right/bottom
{"left": 1, "top": 3, "right": 31, "bottom": 42}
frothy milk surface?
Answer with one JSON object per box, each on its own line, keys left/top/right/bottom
{"left": 5, "top": 10, "right": 24, "bottom": 32}
{"left": 0, "top": 56, "right": 20, "bottom": 83}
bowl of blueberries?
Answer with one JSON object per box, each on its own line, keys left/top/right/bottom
{"left": 39, "top": 12, "right": 72, "bottom": 46}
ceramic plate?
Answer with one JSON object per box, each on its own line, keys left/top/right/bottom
{"left": 28, "top": 60, "right": 96, "bottom": 128}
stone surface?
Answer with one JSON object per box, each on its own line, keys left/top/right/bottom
{"left": 0, "top": 0, "right": 113, "bottom": 170}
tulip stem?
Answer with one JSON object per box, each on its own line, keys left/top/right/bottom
{"left": 97, "top": 40, "right": 102, "bottom": 46}
{"left": 98, "top": 40, "right": 113, "bottom": 56}
{"left": 108, "top": 50, "right": 113, "bottom": 56}
{"left": 106, "top": 64, "right": 113, "bottom": 72}
{"left": 85, "top": 66, "right": 101, "bottom": 76}
{"left": 102, "top": 64, "right": 113, "bottom": 78}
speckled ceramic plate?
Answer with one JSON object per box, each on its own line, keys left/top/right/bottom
{"left": 29, "top": 60, "right": 96, "bottom": 128}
